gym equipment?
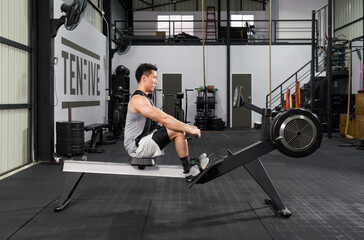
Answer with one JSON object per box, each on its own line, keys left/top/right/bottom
{"left": 84, "top": 124, "right": 117, "bottom": 153}
{"left": 184, "top": 88, "right": 194, "bottom": 123}
{"left": 51, "top": 0, "right": 88, "bottom": 38}
{"left": 56, "top": 121, "right": 85, "bottom": 156}
{"left": 54, "top": 159, "right": 184, "bottom": 212}
{"left": 194, "top": 85, "right": 225, "bottom": 130}
{"left": 167, "top": 93, "right": 185, "bottom": 122}
{"left": 111, "top": 74, "right": 130, "bottom": 136}
{"left": 188, "top": 86, "right": 323, "bottom": 217}
{"left": 115, "top": 65, "right": 130, "bottom": 76}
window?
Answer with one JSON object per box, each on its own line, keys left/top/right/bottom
{"left": 231, "top": 15, "right": 243, "bottom": 27}
{"left": 231, "top": 14, "right": 254, "bottom": 27}
{"left": 158, "top": 15, "right": 194, "bottom": 37}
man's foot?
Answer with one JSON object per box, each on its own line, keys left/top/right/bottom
{"left": 190, "top": 153, "right": 209, "bottom": 171}
{"left": 185, "top": 154, "right": 209, "bottom": 182}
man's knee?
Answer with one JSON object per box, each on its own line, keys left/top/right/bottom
{"left": 166, "top": 128, "right": 185, "bottom": 140}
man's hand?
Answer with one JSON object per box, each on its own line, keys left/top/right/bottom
{"left": 188, "top": 126, "right": 201, "bottom": 138}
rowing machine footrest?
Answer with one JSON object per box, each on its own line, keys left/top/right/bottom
{"left": 129, "top": 157, "right": 156, "bottom": 169}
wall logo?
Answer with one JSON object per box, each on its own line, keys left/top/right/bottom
{"left": 60, "top": 37, "right": 102, "bottom": 108}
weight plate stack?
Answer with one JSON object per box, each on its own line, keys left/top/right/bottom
{"left": 56, "top": 121, "right": 85, "bottom": 156}
{"left": 196, "top": 96, "right": 204, "bottom": 110}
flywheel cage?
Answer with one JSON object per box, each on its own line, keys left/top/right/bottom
{"left": 279, "top": 115, "right": 317, "bottom": 152}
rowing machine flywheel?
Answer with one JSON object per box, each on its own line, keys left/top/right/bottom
{"left": 271, "top": 108, "right": 322, "bottom": 158}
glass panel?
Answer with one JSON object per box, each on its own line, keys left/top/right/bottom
{"left": 158, "top": 15, "right": 170, "bottom": 37}
{"left": 170, "top": 15, "right": 182, "bottom": 36}
{"left": 182, "top": 15, "right": 194, "bottom": 35}
{"left": 243, "top": 15, "right": 254, "bottom": 27}
{"left": 231, "top": 14, "right": 243, "bottom": 27}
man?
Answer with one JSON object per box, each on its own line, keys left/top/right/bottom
{"left": 124, "top": 63, "right": 209, "bottom": 182}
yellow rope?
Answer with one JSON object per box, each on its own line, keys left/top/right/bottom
{"left": 345, "top": 39, "right": 354, "bottom": 139}
{"left": 202, "top": 0, "right": 206, "bottom": 87}
{"left": 269, "top": 0, "right": 272, "bottom": 110}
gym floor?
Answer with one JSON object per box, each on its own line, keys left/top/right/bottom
{"left": 1, "top": 129, "right": 364, "bottom": 240}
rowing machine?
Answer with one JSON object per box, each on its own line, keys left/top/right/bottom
{"left": 188, "top": 86, "right": 323, "bottom": 217}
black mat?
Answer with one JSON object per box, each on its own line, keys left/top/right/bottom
{"left": 2, "top": 131, "right": 364, "bottom": 239}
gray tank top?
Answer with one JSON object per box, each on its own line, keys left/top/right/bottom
{"left": 124, "top": 90, "right": 153, "bottom": 155}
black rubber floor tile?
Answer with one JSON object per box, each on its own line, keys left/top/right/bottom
{"left": 250, "top": 197, "right": 364, "bottom": 240}
{"left": 10, "top": 199, "right": 150, "bottom": 240}
{"left": 0, "top": 164, "right": 63, "bottom": 200}
{"left": 0, "top": 199, "right": 53, "bottom": 239}
{"left": 143, "top": 199, "right": 271, "bottom": 240}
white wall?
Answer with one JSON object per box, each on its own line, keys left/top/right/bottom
{"left": 54, "top": 0, "right": 108, "bottom": 142}
{"left": 277, "top": 0, "right": 328, "bottom": 19}
{"left": 113, "top": 44, "right": 311, "bottom": 127}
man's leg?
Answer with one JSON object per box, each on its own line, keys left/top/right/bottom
{"left": 165, "top": 128, "right": 209, "bottom": 181}
{"left": 166, "top": 128, "right": 188, "bottom": 158}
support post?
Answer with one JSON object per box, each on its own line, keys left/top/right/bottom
{"left": 244, "top": 158, "right": 291, "bottom": 216}
{"left": 327, "top": 0, "right": 333, "bottom": 138}
{"left": 311, "top": 10, "right": 316, "bottom": 112}
{"left": 227, "top": 0, "right": 231, "bottom": 127}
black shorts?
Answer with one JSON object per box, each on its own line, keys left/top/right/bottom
{"left": 152, "top": 126, "right": 171, "bottom": 150}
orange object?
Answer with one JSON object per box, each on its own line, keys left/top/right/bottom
{"left": 286, "top": 89, "right": 290, "bottom": 109}
{"left": 295, "top": 81, "right": 301, "bottom": 108}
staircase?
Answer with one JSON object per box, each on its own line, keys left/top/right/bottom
{"left": 265, "top": 57, "right": 326, "bottom": 110}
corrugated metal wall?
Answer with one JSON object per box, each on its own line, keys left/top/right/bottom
{"left": 133, "top": 0, "right": 264, "bottom": 11}
{"left": 0, "top": 0, "right": 30, "bottom": 174}
{"left": 334, "top": 0, "right": 363, "bottom": 39}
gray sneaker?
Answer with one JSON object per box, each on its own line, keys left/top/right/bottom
{"left": 185, "top": 154, "right": 209, "bottom": 182}
{"left": 190, "top": 153, "right": 209, "bottom": 171}
{"left": 184, "top": 165, "right": 201, "bottom": 182}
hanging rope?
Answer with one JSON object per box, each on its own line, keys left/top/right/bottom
{"left": 202, "top": 0, "right": 206, "bottom": 87}
{"left": 269, "top": 0, "right": 272, "bottom": 109}
{"left": 345, "top": 39, "right": 354, "bottom": 139}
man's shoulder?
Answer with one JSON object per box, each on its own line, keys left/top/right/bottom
{"left": 129, "top": 95, "right": 151, "bottom": 112}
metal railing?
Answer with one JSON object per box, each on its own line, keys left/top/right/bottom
{"left": 114, "top": 19, "right": 313, "bottom": 44}
{"left": 265, "top": 56, "right": 327, "bottom": 109}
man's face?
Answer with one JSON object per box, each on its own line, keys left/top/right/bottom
{"left": 144, "top": 70, "right": 157, "bottom": 92}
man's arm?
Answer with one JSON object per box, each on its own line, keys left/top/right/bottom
{"left": 130, "top": 95, "right": 200, "bottom": 137}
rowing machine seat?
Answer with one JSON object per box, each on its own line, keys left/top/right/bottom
{"left": 129, "top": 157, "right": 156, "bottom": 170}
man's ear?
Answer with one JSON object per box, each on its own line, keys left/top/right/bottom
{"left": 141, "top": 75, "right": 147, "bottom": 83}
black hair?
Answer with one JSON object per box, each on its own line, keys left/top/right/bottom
{"left": 135, "top": 63, "right": 158, "bottom": 83}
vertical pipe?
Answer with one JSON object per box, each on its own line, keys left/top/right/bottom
{"left": 311, "top": 10, "right": 316, "bottom": 112}
{"left": 31, "top": 0, "right": 36, "bottom": 162}
{"left": 327, "top": 0, "right": 333, "bottom": 138}
{"left": 218, "top": 0, "right": 221, "bottom": 42}
{"left": 274, "top": 20, "right": 277, "bottom": 42}
{"left": 227, "top": 0, "right": 231, "bottom": 127}
{"left": 105, "top": 0, "right": 112, "bottom": 122}
{"left": 269, "top": 0, "right": 272, "bottom": 109}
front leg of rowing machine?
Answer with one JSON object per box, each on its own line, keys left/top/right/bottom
{"left": 54, "top": 172, "right": 84, "bottom": 212}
